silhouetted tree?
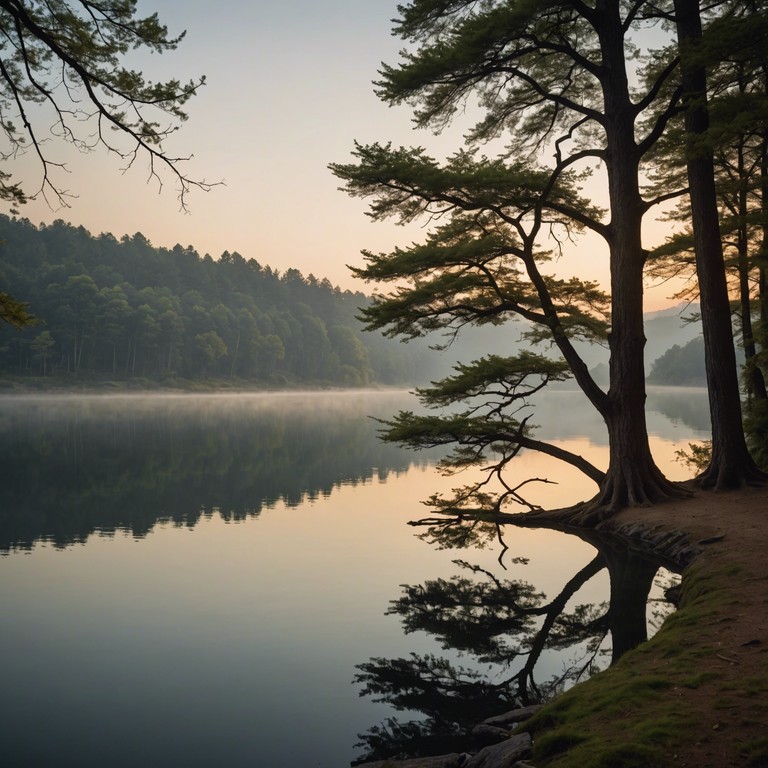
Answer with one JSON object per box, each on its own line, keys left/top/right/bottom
{"left": 333, "top": 0, "right": 696, "bottom": 520}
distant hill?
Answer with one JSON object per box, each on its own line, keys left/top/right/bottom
{"left": 0, "top": 216, "right": 434, "bottom": 387}
{"left": 0, "top": 213, "right": 712, "bottom": 389}
{"left": 417, "top": 304, "right": 705, "bottom": 387}
{"left": 644, "top": 304, "right": 702, "bottom": 370}
{"left": 648, "top": 335, "right": 706, "bottom": 386}
{"left": 648, "top": 333, "right": 745, "bottom": 387}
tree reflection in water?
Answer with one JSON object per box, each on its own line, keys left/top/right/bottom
{"left": 0, "top": 394, "right": 433, "bottom": 553}
{"left": 352, "top": 528, "right": 679, "bottom": 765}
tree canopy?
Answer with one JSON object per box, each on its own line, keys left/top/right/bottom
{"left": 333, "top": 0, "right": 767, "bottom": 524}
{"left": 0, "top": 215, "right": 426, "bottom": 386}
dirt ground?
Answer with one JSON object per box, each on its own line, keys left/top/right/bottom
{"left": 608, "top": 486, "right": 768, "bottom": 767}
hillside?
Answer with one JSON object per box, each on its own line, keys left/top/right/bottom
{"left": 0, "top": 215, "right": 714, "bottom": 390}
{"left": 648, "top": 336, "right": 707, "bottom": 386}
{"left": 0, "top": 216, "right": 433, "bottom": 387}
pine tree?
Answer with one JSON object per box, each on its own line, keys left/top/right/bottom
{"left": 333, "top": 1, "right": 694, "bottom": 521}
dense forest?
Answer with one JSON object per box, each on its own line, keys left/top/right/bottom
{"left": 0, "top": 216, "right": 428, "bottom": 386}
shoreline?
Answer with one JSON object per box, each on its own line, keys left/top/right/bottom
{"left": 514, "top": 487, "right": 768, "bottom": 767}
{"left": 358, "top": 487, "right": 768, "bottom": 767}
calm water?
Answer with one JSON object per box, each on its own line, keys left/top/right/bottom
{"left": 0, "top": 388, "right": 709, "bottom": 767}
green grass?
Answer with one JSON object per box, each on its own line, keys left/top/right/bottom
{"left": 516, "top": 562, "right": 765, "bottom": 768}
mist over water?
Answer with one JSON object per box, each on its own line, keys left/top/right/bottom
{"left": 0, "top": 389, "right": 706, "bottom": 767}
{"left": 0, "top": 390, "right": 436, "bottom": 552}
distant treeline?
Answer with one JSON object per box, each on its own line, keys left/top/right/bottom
{"left": 0, "top": 216, "right": 428, "bottom": 386}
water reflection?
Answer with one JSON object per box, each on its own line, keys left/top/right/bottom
{"left": 352, "top": 529, "right": 678, "bottom": 765}
{"left": 0, "top": 390, "right": 700, "bottom": 767}
{"left": 0, "top": 392, "right": 436, "bottom": 553}
{"left": 530, "top": 386, "right": 710, "bottom": 444}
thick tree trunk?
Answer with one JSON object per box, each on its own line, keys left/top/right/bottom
{"left": 759, "top": 127, "right": 768, "bottom": 368}
{"left": 674, "top": 0, "right": 765, "bottom": 488}
{"left": 581, "top": 2, "right": 687, "bottom": 519}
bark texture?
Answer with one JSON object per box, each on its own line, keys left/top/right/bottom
{"left": 585, "top": 2, "right": 688, "bottom": 517}
{"left": 674, "top": 0, "right": 765, "bottom": 488}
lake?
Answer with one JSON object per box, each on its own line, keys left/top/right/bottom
{"left": 0, "top": 388, "right": 710, "bottom": 767}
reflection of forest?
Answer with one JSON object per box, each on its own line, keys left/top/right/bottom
{"left": 527, "top": 387, "right": 710, "bottom": 445}
{"left": 0, "top": 394, "right": 435, "bottom": 552}
{"left": 645, "top": 387, "right": 712, "bottom": 432}
{"left": 353, "top": 530, "right": 678, "bottom": 765}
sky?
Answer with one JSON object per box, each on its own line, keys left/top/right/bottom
{"left": 10, "top": 0, "right": 683, "bottom": 310}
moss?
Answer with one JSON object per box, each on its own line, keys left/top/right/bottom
{"left": 522, "top": 558, "right": 765, "bottom": 767}
{"left": 682, "top": 671, "right": 721, "bottom": 688}
{"left": 591, "top": 744, "right": 667, "bottom": 768}
{"left": 721, "top": 676, "right": 768, "bottom": 697}
{"left": 534, "top": 731, "right": 589, "bottom": 760}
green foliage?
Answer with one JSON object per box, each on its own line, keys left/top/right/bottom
{"left": 0, "top": 0, "right": 209, "bottom": 206}
{"left": 332, "top": 145, "right": 609, "bottom": 347}
{"left": 378, "top": 1, "right": 599, "bottom": 143}
{"left": 417, "top": 352, "right": 570, "bottom": 407}
{"left": 29, "top": 329, "right": 54, "bottom": 375}
{"left": 0, "top": 215, "right": 424, "bottom": 386}
{"left": 0, "top": 290, "right": 35, "bottom": 328}
{"left": 744, "top": 397, "right": 768, "bottom": 469}
{"left": 674, "top": 440, "right": 713, "bottom": 473}
{"left": 375, "top": 352, "right": 602, "bottom": 520}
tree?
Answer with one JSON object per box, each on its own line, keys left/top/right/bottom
{"left": 0, "top": 215, "right": 416, "bottom": 386}
{"left": 194, "top": 330, "right": 227, "bottom": 374}
{"left": 333, "top": 1, "right": 693, "bottom": 520}
{"left": 0, "top": 290, "right": 34, "bottom": 327}
{"left": 45, "top": 273, "right": 99, "bottom": 374}
{"left": 671, "top": 0, "right": 765, "bottom": 486}
{"left": 30, "top": 327, "right": 53, "bottom": 374}
{"left": 0, "top": 0, "right": 212, "bottom": 327}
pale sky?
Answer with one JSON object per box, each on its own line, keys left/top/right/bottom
{"left": 10, "top": 0, "right": 681, "bottom": 310}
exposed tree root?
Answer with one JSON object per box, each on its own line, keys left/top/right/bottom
{"left": 553, "top": 464, "right": 691, "bottom": 527}
{"left": 497, "top": 464, "right": 692, "bottom": 530}
{"left": 695, "top": 457, "right": 768, "bottom": 491}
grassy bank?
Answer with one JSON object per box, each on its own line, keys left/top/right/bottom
{"left": 518, "top": 491, "right": 768, "bottom": 768}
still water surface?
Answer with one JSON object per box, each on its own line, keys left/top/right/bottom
{"left": 0, "top": 388, "right": 709, "bottom": 766}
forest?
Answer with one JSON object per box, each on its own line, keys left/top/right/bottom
{"left": 0, "top": 215, "right": 426, "bottom": 386}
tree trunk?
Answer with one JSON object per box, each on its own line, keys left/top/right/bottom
{"left": 737, "top": 139, "right": 768, "bottom": 400}
{"left": 759, "top": 126, "right": 768, "bottom": 369}
{"left": 603, "top": 546, "right": 660, "bottom": 663}
{"left": 674, "top": 0, "right": 764, "bottom": 488}
{"left": 230, "top": 329, "right": 240, "bottom": 378}
{"left": 579, "top": 2, "right": 687, "bottom": 519}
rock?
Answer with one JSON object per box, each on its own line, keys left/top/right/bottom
{"left": 464, "top": 734, "right": 532, "bottom": 768}
{"left": 481, "top": 706, "right": 542, "bottom": 728}
{"left": 472, "top": 723, "right": 511, "bottom": 743}
{"left": 359, "top": 754, "right": 465, "bottom": 768}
